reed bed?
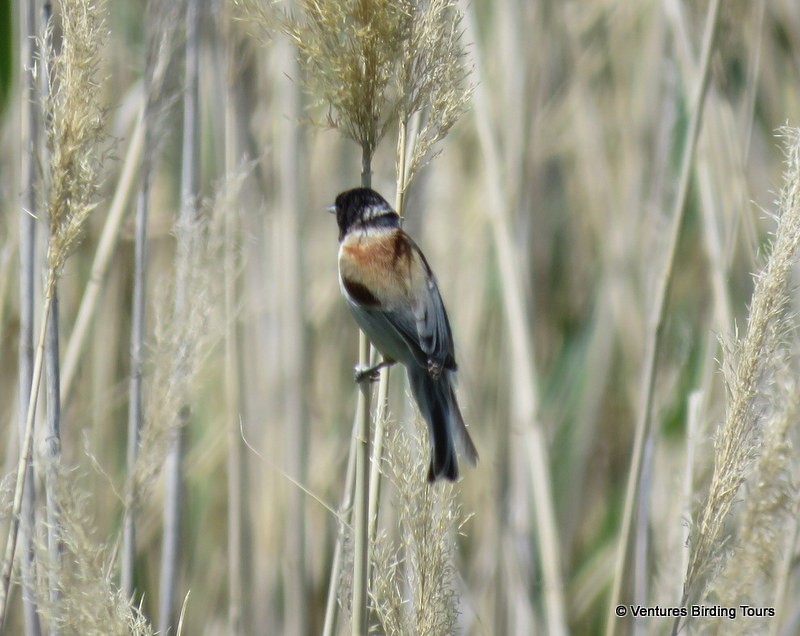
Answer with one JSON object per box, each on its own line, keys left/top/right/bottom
{"left": 2, "top": 1, "right": 800, "bottom": 634}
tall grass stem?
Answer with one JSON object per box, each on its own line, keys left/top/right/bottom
{"left": 121, "top": 119, "right": 150, "bottom": 600}
{"left": 277, "top": 37, "right": 308, "bottom": 636}
{"left": 16, "top": 0, "right": 43, "bottom": 633}
{"left": 352, "top": 330, "right": 372, "bottom": 636}
{"left": 466, "top": 5, "right": 567, "bottom": 633}
{"left": 0, "top": 281, "right": 56, "bottom": 630}
{"left": 158, "top": 0, "right": 200, "bottom": 630}
{"left": 60, "top": 111, "right": 144, "bottom": 406}
{"left": 605, "top": 2, "right": 721, "bottom": 633}
{"left": 224, "top": 8, "right": 245, "bottom": 634}
{"left": 322, "top": 424, "right": 358, "bottom": 636}
{"left": 352, "top": 148, "right": 373, "bottom": 635}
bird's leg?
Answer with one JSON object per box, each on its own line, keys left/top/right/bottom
{"left": 354, "top": 358, "right": 396, "bottom": 384}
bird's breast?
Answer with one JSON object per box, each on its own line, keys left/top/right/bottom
{"left": 338, "top": 228, "right": 422, "bottom": 308}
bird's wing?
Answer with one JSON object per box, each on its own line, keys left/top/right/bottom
{"left": 359, "top": 267, "right": 457, "bottom": 372}
{"left": 412, "top": 276, "right": 457, "bottom": 370}
{"left": 407, "top": 238, "right": 457, "bottom": 370}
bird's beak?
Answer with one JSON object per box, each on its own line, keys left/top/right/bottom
{"left": 326, "top": 204, "right": 336, "bottom": 214}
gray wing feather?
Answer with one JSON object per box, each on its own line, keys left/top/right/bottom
{"left": 412, "top": 277, "right": 456, "bottom": 370}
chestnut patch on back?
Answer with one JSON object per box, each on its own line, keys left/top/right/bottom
{"left": 391, "top": 232, "right": 411, "bottom": 266}
{"left": 342, "top": 277, "right": 381, "bottom": 307}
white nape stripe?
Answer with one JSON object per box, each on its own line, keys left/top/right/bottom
{"left": 362, "top": 204, "right": 394, "bottom": 221}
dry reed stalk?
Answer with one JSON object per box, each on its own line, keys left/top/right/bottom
{"left": 1, "top": 0, "right": 108, "bottom": 628}
{"left": 121, "top": 108, "right": 153, "bottom": 601}
{"left": 668, "top": 0, "right": 764, "bottom": 338}
{"left": 658, "top": 1, "right": 766, "bottom": 614}
{"left": 365, "top": 118, "right": 408, "bottom": 589}
{"left": 121, "top": 0, "right": 184, "bottom": 600}
{"left": 223, "top": 5, "right": 246, "bottom": 634}
{"left": 0, "top": 285, "right": 56, "bottom": 630}
{"left": 464, "top": 5, "right": 567, "bottom": 634}
{"left": 367, "top": 0, "right": 471, "bottom": 543}
{"left": 352, "top": 328, "right": 372, "bottom": 636}
{"left": 273, "top": 34, "right": 309, "bottom": 636}
{"left": 39, "top": 2, "right": 65, "bottom": 629}
{"left": 133, "top": 155, "right": 231, "bottom": 636}
{"left": 233, "top": 3, "right": 389, "bottom": 624}
{"left": 771, "top": 514, "right": 800, "bottom": 636}
{"left": 131, "top": 185, "right": 229, "bottom": 533}
{"left": 43, "top": 310, "right": 61, "bottom": 635}
{"left": 704, "top": 393, "right": 796, "bottom": 634}
{"left": 158, "top": 0, "right": 200, "bottom": 631}
{"left": 59, "top": 110, "right": 143, "bottom": 406}
{"left": 605, "top": 2, "right": 721, "bottom": 633}
{"left": 16, "top": 0, "right": 43, "bottom": 633}
{"left": 322, "top": 422, "right": 358, "bottom": 636}
{"left": 371, "top": 417, "right": 462, "bottom": 635}
{"left": 354, "top": 147, "right": 375, "bottom": 634}
{"left": 121, "top": 159, "right": 148, "bottom": 601}
{"left": 367, "top": 364, "right": 391, "bottom": 569}
{"left": 674, "top": 127, "right": 800, "bottom": 633}
{"left": 31, "top": 465, "right": 156, "bottom": 635}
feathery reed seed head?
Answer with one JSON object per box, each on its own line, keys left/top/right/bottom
{"left": 33, "top": 467, "right": 154, "bottom": 635}
{"left": 371, "top": 417, "right": 462, "bottom": 634}
{"left": 132, "top": 170, "right": 242, "bottom": 504}
{"left": 45, "top": 0, "right": 109, "bottom": 275}
{"left": 239, "top": 0, "right": 471, "bottom": 173}
{"left": 682, "top": 127, "right": 800, "bottom": 610}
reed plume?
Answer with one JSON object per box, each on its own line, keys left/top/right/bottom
{"left": 676, "top": 127, "right": 800, "bottom": 632}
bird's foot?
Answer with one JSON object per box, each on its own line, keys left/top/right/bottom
{"left": 354, "top": 359, "right": 396, "bottom": 384}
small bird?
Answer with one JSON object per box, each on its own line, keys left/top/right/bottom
{"left": 330, "top": 187, "right": 478, "bottom": 481}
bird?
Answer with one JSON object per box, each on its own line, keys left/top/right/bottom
{"left": 330, "top": 187, "right": 478, "bottom": 482}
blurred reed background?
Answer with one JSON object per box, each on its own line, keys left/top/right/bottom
{"left": 2, "top": 0, "right": 800, "bottom": 634}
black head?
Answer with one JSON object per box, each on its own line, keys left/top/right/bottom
{"left": 330, "top": 188, "right": 399, "bottom": 241}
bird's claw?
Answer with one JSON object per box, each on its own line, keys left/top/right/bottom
{"left": 354, "top": 364, "right": 381, "bottom": 384}
{"left": 354, "top": 359, "right": 397, "bottom": 383}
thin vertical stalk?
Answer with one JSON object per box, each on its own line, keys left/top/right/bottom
{"left": 682, "top": 391, "right": 702, "bottom": 600}
{"left": 39, "top": 4, "right": 63, "bottom": 632}
{"left": 277, "top": 38, "right": 308, "bottom": 636}
{"left": 122, "top": 0, "right": 179, "bottom": 598}
{"left": 5, "top": 0, "right": 106, "bottom": 625}
{"left": 43, "top": 286, "right": 62, "bottom": 634}
{"left": 466, "top": 6, "right": 567, "bottom": 634}
{"left": 606, "top": 2, "right": 720, "bottom": 634}
{"left": 366, "top": 368, "right": 390, "bottom": 558}
{"left": 158, "top": 416, "right": 187, "bottom": 634}
{"left": 0, "top": 281, "right": 56, "bottom": 631}
{"left": 366, "top": 117, "right": 409, "bottom": 561}
{"left": 395, "top": 119, "right": 408, "bottom": 217}
{"left": 351, "top": 331, "right": 372, "bottom": 636}
{"left": 224, "top": 7, "right": 245, "bottom": 634}
{"left": 322, "top": 427, "right": 358, "bottom": 636}
{"left": 351, "top": 150, "right": 373, "bottom": 636}
{"left": 771, "top": 516, "right": 799, "bottom": 636}
{"left": 15, "top": 0, "right": 43, "bottom": 633}
{"left": 59, "top": 111, "right": 143, "bottom": 406}
{"left": 121, "top": 110, "right": 150, "bottom": 599}
{"left": 158, "top": 0, "right": 200, "bottom": 631}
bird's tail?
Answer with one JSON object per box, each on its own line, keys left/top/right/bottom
{"left": 407, "top": 368, "right": 479, "bottom": 482}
